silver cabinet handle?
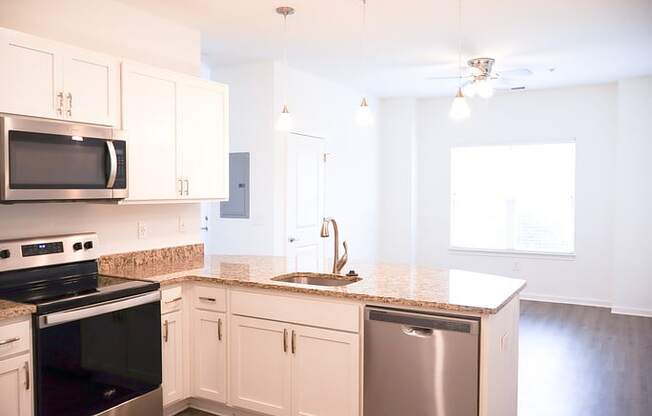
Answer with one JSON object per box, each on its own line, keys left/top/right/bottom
{"left": 178, "top": 178, "right": 184, "bottom": 196}
{"left": 283, "top": 328, "right": 288, "bottom": 353}
{"left": 66, "top": 92, "right": 72, "bottom": 117}
{"left": 24, "top": 361, "right": 29, "bottom": 390}
{"left": 198, "top": 296, "right": 216, "bottom": 302}
{"left": 291, "top": 329, "right": 296, "bottom": 354}
{"left": 184, "top": 179, "right": 189, "bottom": 196}
{"left": 56, "top": 92, "right": 64, "bottom": 116}
{"left": 218, "top": 318, "right": 223, "bottom": 341}
{"left": 164, "top": 297, "right": 182, "bottom": 304}
{"left": 106, "top": 141, "right": 117, "bottom": 188}
{"left": 163, "top": 320, "right": 169, "bottom": 343}
{"left": 0, "top": 337, "right": 20, "bottom": 346}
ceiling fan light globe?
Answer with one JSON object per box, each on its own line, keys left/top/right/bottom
{"left": 462, "top": 83, "right": 476, "bottom": 98}
{"left": 476, "top": 79, "right": 494, "bottom": 98}
{"left": 450, "top": 94, "right": 470, "bottom": 121}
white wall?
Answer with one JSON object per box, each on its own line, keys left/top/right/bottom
{"left": 378, "top": 98, "right": 418, "bottom": 264}
{"left": 0, "top": 0, "right": 204, "bottom": 254}
{"left": 380, "top": 84, "right": 620, "bottom": 307}
{"left": 204, "top": 61, "right": 380, "bottom": 262}
{"left": 0, "top": 0, "right": 201, "bottom": 75}
{"left": 612, "top": 77, "right": 652, "bottom": 316}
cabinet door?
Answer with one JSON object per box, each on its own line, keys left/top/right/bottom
{"left": 162, "top": 310, "right": 184, "bottom": 406}
{"left": 291, "top": 326, "right": 359, "bottom": 416}
{"left": 63, "top": 49, "right": 118, "bottom": 126}
{"left": 230, "top": 315, "right": 291, "bottom": 416}
{"left": 177, "top": 79, "right": 229, "bottom": 200}
{"left": 0, "top": 29, "right": 62, "bottom": 120}
{"left": 192, "top": 310, "right": 227, "bottom": 403}
{"left": 122, "top": 63, "right": 179, "bottom": 201}
{"left": 0, "top": 353, "right": 32, "bottom": 416}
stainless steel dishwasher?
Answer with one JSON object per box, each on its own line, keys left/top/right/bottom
{"left": 364, "top": 307, "right": 480, "bottom": 416}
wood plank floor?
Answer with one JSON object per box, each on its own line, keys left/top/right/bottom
{"left": 519, "top": 301, "right": 652, "bottom": 416}
{"left": 176, "top": 301, "right": 652, "bottom": 416}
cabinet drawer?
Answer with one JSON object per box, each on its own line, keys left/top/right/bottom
{"left": 231, "top": 290, "right": 360, "bottom": 333}
{"left": 161, "top": 285, "right": 183, "bottom": 314}
{"left": 193, "top": 285, "right": 227, "bottom": 312}
{"left": 0, "top": 318, "right": 30, "bottom": 359}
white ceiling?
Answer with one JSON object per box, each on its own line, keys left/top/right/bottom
{"left": 117, "top": 0, "right": 652, "bottom": 97}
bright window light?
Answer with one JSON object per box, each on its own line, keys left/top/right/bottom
{"left": 450, "top": 143, "right": 576, "bottom": 254}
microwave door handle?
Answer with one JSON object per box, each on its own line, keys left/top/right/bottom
{"left": 106, "top": 141, "right": 117, "bottom": 189}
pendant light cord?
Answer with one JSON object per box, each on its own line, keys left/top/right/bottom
{"left": 362, "top": 0, "right": 368, "bottom": 90}
{"left": 457, "top": 0, "right": 462, "bottom": 88}
{"left": 283, "top": 12, "right": 289, "bottom": 105}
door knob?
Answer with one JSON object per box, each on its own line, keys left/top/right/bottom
{"left": 288, "top": 237, "right": 296, "bottom": 243}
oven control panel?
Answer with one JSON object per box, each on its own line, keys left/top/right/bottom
{"left": 0, "top": 233, "right": 99, "bottom": 273}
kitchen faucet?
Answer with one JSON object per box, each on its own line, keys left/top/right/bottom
{"left": 320, "top": 217, "right": 348, "bottom": 274}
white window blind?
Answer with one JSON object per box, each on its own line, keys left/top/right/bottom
{"left": 450, "top": 143, "right": 575, "bottom": 254}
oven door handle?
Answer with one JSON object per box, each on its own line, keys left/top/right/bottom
{"left": 39, "top": 291, "right": 161, "bottom": 328}
{"left": 106, "top": 141, "right": 118, "bottom": 189}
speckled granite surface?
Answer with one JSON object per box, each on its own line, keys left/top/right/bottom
{"left": 0, "top": 299, "right": 36, "bottom": 320}
{"left": 100, "top": 251, "right": 526, "bottom": 315}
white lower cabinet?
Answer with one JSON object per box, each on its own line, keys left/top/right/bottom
{"left": 0, "top": 353, "right": 32, "bottom": 416}
{"left": 161, "top": 310, "right": 184, "bottom": 406}
{"left": 230, "top": 316, "right": 292, "bottom": 416}
{"left": 292, "top": 326, "right": 359, "bottom": 416}
{"left": 229, "top": 315, "right": 360, "bottom": 416}
{"left": 191, "top": 310, "right": 227, "bottom": 403}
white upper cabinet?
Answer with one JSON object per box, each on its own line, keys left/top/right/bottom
{"left": 177, "top": 79, "right": 229, "bottom": 200}
{"left": 0, "top": 29, "right": 61, "bottom": 120}
{"left": 122, "top": 63, "right": 230, "bottom": 202}
{"left": 0, "top": 28, "right": 118, "bottom": 126}
{"left": 63, "top": 50, "right": 119, "bottom": 126}
{"left": 121, "top": 63, "right": 179, "bottom": 201}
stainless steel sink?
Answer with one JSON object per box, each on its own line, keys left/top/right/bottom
{"left": 271, "top": 272, "right": 361, "bottom": 287}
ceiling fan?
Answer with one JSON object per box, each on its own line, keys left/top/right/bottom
{"left": 429, "top": 57, "right": 533, "bottom": 98}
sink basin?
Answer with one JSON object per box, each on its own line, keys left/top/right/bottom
{"left": 271, "top": 272, "right": 361, "bottom": 287}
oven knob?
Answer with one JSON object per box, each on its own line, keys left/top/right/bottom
{"left": 73, "top": 242, "right": 83, "bottom": 251}
{"left": 0, "top": 249, "right": 10, "bottom": 259}
{"left": 84, "top": 241, "right": 94, "bottom": 250}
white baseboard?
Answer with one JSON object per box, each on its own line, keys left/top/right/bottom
{"left": 610, "top": 305, "right": 652, "bottom": 318}
{"left": 520, "top": 293, "right": 611, "bottom": 308}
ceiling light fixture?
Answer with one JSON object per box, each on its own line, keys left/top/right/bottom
{"left": 449, "top": 0, "right": 470, "bottom": 121}
{"left": 276, "top": 6, "right": 295, "bottom": 132}
{"left": 356, "top": 0, "right": 374, "bottom": 127}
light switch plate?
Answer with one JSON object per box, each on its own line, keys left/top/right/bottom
{"left": 137, "top": 221, "right": 148, "bottom": 239}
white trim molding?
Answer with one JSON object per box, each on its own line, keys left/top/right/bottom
{"left": 520, "top": 293, "right": 611, "bottom": 309}
{"left": 449, "top": 247, "right": 576, "bottom": 261}
{"left": 610, "top": 306, "right": 652, "bottom": 318}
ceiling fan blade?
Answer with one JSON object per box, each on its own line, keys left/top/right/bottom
{"left": 495, "top": 68, "right": 533, "bottom": 78}
{"left": 426, "top": 75, "right": 473, "bottom": 80}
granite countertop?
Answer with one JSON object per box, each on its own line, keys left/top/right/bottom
{"left": 0, "top": 299, "right": 36, "bottom": 320}
{"left": 101, "top": 255, "right": 526, "bottom": 314}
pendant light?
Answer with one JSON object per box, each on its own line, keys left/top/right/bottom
{"left": 276, "top": 6, "right": 295, "bottom": 132}
{"left": 449, "top": 0, "right": 470, "bottom": 121}
{"left": 356, "top": 0, "right": 374, "bottom": 127}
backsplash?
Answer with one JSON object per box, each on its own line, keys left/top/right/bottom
{"left": 99, "top": 243, "right": 204, "bottom": 275}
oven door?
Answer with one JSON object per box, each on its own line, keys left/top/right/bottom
{"left": 0, "top": 115, "right": 127, "bottom": 201}
{"left": 35, "top": 291, "right": 162, "bottom": 416}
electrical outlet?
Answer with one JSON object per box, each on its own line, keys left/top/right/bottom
{"left": 137, "top": 222, "right": 148, "bottom": 239}
{"left": 513, "top": 262, "right": 521, "bottom": 273}
{"left": 178, "top": 216, "right": 186, "bottom": 233}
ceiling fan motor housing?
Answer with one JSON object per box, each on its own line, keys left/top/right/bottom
{"left": 468, "top": 57, "right": 495, "bottom": 78}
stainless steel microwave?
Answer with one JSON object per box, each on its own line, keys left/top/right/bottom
{"left": 0, "top": 115, "right": 127, "bottom": 202}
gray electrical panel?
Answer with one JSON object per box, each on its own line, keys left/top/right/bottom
{"left": 220, "top": 152, "right": 250, "bottom": 218}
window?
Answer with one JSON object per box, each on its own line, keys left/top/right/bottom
{"left": 450, "top": 143, "right": 575, "bottom": 254}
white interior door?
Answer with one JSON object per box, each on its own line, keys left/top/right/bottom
{"left": 286, "top": 133, "right": 325, "bottom": 272}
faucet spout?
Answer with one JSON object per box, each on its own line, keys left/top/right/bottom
{"left": 320, "top": 217, "right": 348, "bottom": 274}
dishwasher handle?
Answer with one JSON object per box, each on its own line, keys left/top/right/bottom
{"left": 366, "top": 307, "right": 479, "bottom": 335}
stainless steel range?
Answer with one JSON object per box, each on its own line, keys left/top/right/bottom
{"left": 0, "top": 233, "right": 162, "bottom": 416}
